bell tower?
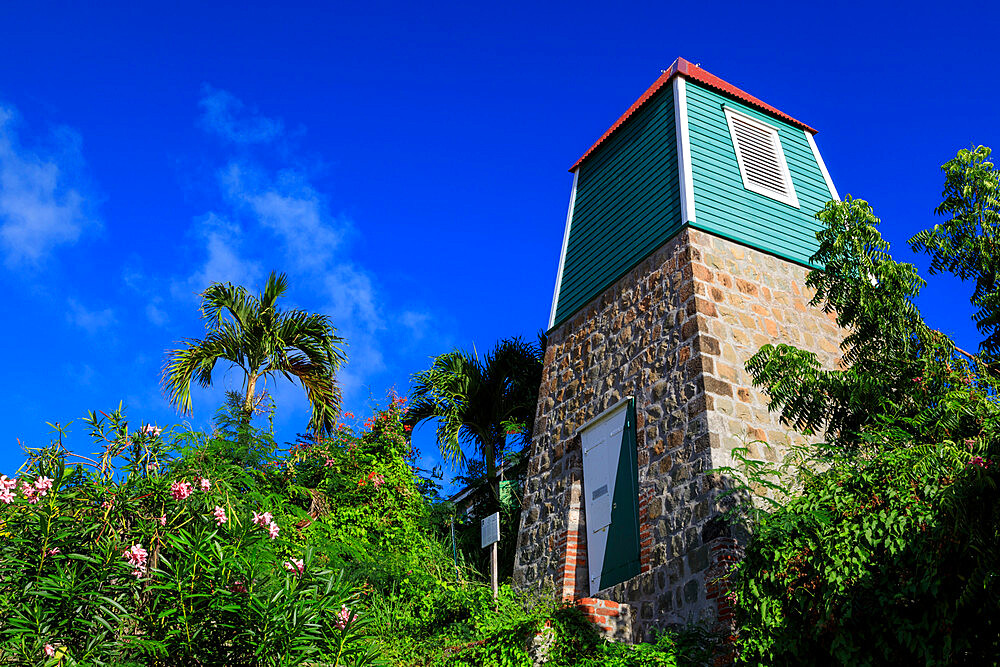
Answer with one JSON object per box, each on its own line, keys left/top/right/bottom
{"left": 514, "top": 58, "right": 844, "bottom": 640}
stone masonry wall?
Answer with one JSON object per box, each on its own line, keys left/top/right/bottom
{"left": 514, "top": 227, "right": 843, "bottom": 642}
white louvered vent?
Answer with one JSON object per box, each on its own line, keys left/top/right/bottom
{"left": 724, "top": 108, "right": 799, "bottom": 208}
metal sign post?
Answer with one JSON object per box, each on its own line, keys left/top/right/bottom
{"left": 481, "top": 511, "right": 500, "bottom": 601}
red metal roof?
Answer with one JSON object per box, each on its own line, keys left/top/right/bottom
{"left": 569, "top": 57, "right": 818, "bottom": 172}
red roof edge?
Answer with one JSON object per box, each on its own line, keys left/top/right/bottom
{"left": 569, "top": 57, "right": 818, "bottom": 172}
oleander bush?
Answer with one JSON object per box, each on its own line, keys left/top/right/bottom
{"left": 0, "top": 401, "right": 383, "bottom": 666}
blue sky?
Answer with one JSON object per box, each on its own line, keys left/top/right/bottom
{"left": 0, "top": 1, "right": 997, "bottom": 491}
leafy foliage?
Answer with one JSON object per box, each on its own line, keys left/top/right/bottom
{"left": 288, "top": 395, "right": 452, "bottom": 599}
{"left": 729, "top": 147, "right": 1000, "bottom": 665}
{"left": 745, "top": 196, "right": 934, "bottom": 443}
{"left": 911, "top": 145, "right": 1000, "bottom": 361}
{"left": 406, "top": 336, "right": 543, "bottom": 506}
{"left": 370, "top": 583, "right": 713, "bottom": 667}
{"left": 163, "top": 270, "right": 347, "bottom": 435}
{"left": 0, "top": 405, "right": 379, "bottom": 666}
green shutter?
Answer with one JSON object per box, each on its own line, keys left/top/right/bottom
{"left": 600, "top": 399, "right": 641, "bottom": 589}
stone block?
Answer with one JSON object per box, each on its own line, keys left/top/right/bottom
{"left": 688, "top": 544, "right": 710, "bottom": 573}
{"left": 683, "top": 579, "right": 699, "bottom": 604}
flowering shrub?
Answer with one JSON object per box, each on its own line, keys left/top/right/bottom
{"left": 289, "top": 394, "right": 449, "bottom": 598}
{"left": 0, "top": 405, "right": 380, "bottom": 666}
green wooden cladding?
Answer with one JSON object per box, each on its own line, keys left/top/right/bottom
{"left": 554, "top": 86, "right": 681, "bottom": 327}
{"left": 551, "top": 79, "right": 835, "bottom": 329}
{"left": 685, "top": 83, "right": 831, "bottom": 267}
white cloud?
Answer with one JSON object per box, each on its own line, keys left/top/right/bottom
{"left": 220, "top": 162, "right": 346, "bottom": 272}
{"left": 146, "top": 297, "right": 168, "bottom": 326}
{"left": 178, "top": 212, "right": 262, "bottom": 298}
{"left": 67, "top": 298, "right": 115, "bottom": 333}
{"left": 400, "top": 310, "right": 432, "bottom": 341}
{"left": 320, "top": 265, "right": 386, "bottom": 404}
{"left": 183, "top": 88, "right": 446, "bottom": 414}
{"left": 323, "top": 265, "right": 381, "bottom": 333}
{"left": 0, "top": 105, "right": 96, "bottom": 266}
{"left": 199, "top": 86, "right": 284, "bottom": 145}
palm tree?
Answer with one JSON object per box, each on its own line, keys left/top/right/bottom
{"left": 163, "top": 271, "right": 347, "bottom": 436}
{"left": 406, "top": 336, "right": 544, "bottom": 504}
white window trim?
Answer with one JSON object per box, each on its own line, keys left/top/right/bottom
{"left": 724, "top": 106, "right": 800, "bottom": 209}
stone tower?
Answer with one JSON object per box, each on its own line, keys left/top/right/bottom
{"left": 513, "top": 58, "right": 844, "bottom": 640}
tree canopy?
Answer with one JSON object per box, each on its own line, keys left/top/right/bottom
{"left": 406, "top": 336, "right": 543, "bottom": 503}
{"left": 163, "top": 271, "right": 347, "bottom": 436}
{"left": 731, "top": 146, "right": 1000, "bottom": 665}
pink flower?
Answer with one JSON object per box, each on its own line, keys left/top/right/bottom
{"left": 123, "top": 544, "right": 148, "bottom": 568}
{"left": 252, "top": 511, "right": 273, "bottom": 528}
{"left": 21, "top": 482, "right": 36, "bottom": 502}
{"left": 283, "top": 558, "right": 304, "bottom": 575}
{"left": 44, "top": 643, "right": 55, "bottom": 657}
{"left": 34, "top": 477, "right": 53, "bottom": 494}
{"left": 47, "top": 548, "right": 60, "bottom": 556}
{"left": 230, "top": 579, "right": 247, "bottom": 593}
{"left": 143, "top": 424, "right": 162, "bottom": 437}
{"left": 156, "top": 514, "right": 167, "bottom": 526}
{"left": 198, "top": 477, "right": 211, "bottom": 492}
{"left": 267, "top": 521, "right": 279, "bottom": 540}
{"left": 0, "top": 489, "right": 13, "bottom": 504}
{"left": 124, "top": 543, "right": 149, "bottom": 579}
{"left": 335, "top": 605, "right": 351, "bottom": 630}
{"left": 324, "top": 456, "right": 334, "bottom": 467}
{"left": 969, "top": 456, "right": 992, "bottom": 468}
{"left": 213, "top": 506, "right": 227, "bottom": 525}
{"left": 371, "top": 474, "right": 385, "bottom": 489}
{"left": 0, "top": 475, "right": 16, "bottom": 491}
{"left": 170, "top": 481, "right": 193, "bottom": 500}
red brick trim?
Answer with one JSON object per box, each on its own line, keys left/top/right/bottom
{"left": 558, "top": 526, "right": 581, "bottom": 601}
{"left": 577, "top": 597, "right": 622, "bottom": 634}
{"left": 559, "top": 479, "right": 589, "bottom": 602}
{"left": 704, "top": 537, "right": 741, "bottom": 627}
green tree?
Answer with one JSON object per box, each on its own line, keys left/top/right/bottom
{"left": 729, "top": 147, "right": 1000, "bottom": 665}
{"left": 911, "top": 145, "right": 1000, "bottom": 362}
{"left": 406, "top": 336, "right": 543, "bottom": 505}
{"left": 163, "top": 271, "right": 347, "bottom": 436}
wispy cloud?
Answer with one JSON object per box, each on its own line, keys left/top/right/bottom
{"left": 199, "top": 86, "right": 284, "bottom": 145}
{"left": 145, "top": 297, "right": 169, "bottom": 326}
{"left": 178, "top": 212, "right": 262, "bottom": 298}
{"left": 320, "top": 265, "right": 386, "bottom": 399}
{"left": 67, "top": 298, "right": 115, "bottom": 333}
{"left": 220, "top": 163, "right": 347, "bottom": 272}
{"left": 400, "top": 311, "right": 432, "bottom": 341}
{"left": 0, "top": 105, "right": 97, "bottom": 267}
{"left": 181, "top": 87, "right": 446, "bottom": 412}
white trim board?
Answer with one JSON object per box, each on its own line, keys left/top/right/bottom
{"left": 673, "top": 77, "right": 696, "bottom": 224}
{"left": 805, "top": 130, "right": 840, "bottom": 202}
{"left": 548, "top": 169, "right": 579, "bottom": 330}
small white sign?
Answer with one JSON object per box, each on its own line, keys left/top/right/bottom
{"left": 481, "top": 512, "right": 500, "bottom": 548}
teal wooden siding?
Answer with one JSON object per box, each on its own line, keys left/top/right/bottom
{"left": 685, "top": 81, "right": 833, "bottom": 266}
{"left": 552, "top": 86, "right": 681, "bottom": 327}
